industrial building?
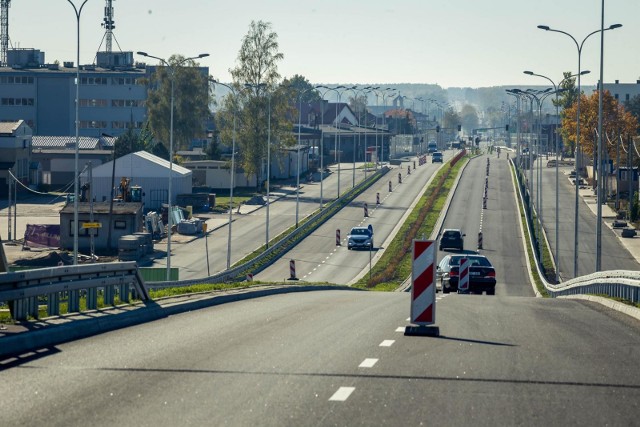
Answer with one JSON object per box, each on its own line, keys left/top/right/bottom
{"left": 81, "top": 151, "right": 192, "bottom": 211}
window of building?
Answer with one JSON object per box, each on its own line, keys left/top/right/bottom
{"left": 80, "top": 120, "right": 107, "bottom": 129}
{"left": 626, "top": 94, "right": 630, "bottom": 101}
{"left": 1, "top": 97, "right": 34, "bottom": 106}
{"left": 114, "top": 220, "right": 127, "bottom": 229}
{"left": 80, "top": 77, "right": 108, "bottom": 85}
{"left": 80, "top": 98, "right": 107, "bottom": 107}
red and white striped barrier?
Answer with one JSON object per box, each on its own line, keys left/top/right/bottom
{"left": 246, "top": 273, "right": 253, "bottom": 282}
{"left": 364, "top": 203, "right": 369, "bottom": 217}
{"left": 398, "top": 173, "right": 402, "bottom": 184}
{"left": 477, "top": 232, "right": 483, "bottom": 250}
{"left": 376, "top": 192, "right": 380, "bottom": 205}
{"left": 407, "top": 165, "right": 411, "bottom": 175}
{"left": 458, "top": 257, "right": 471, "bottom": 293}
{"left": 410, "top": 240, "right": 436, "bottom": 325}
{"left": 288, "top": 260, "right": 298, "bottom": 281}
{"left": 389, "top": 180, "right": 392, "bottom": 192}
{"left": 336, "top": 229, "right": 341, "bottom": 246}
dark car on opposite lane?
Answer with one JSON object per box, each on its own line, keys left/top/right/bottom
{"left": 437, "top": 254, "right": 497, "bottom": 295}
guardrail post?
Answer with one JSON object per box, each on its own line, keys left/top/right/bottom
{"left": 68, "top": 290, "right": 80, "bottom": 313}
{"left": 104, "top": 285, "right": 115, "bottom": 306}
{"left": 27, "top": 297, "right": 39, "bottom": 319}
{"left": 119, "top": 284, "right": 130, "bottom": 303}
{"left": 47, "top": 292, "right": 60, "bottom": 316}
{"left": 86, "top": 288, "right": 98, "bottom": 310}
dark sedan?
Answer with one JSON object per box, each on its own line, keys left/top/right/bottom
{"left": 437, "top": 254, "right": 496, "bottom": 295}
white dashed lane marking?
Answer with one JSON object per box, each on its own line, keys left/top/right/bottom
{"left": 329, "top": 387, "right": 355, "bottom": 402}
{"left": 396, "top": 327, "right": 405, "bottom": 332}
{"left": 379, "top": 340, "right": 395, "bottom": 347}
{"left": 359, "top": 358, "right": 378, "bottom": 368}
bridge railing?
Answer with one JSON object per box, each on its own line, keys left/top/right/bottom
{"left": 511, "top": 158, "right": 640, "bottom": 302}
{"left": 0, "top": 262, "right": 149, "bottom": 321}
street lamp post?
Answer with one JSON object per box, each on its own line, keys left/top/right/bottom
{"left": 211, "top": 80, "right": 238, "bottom": 270}
{"left": 66, "top": 0, "right": 89, "bottom": 265}
{"left": 245, "top": 83, "right": 272, "bottom": 247}
{"left": 137, "top": 51, "right": 209, "bottom": 280}
{"left": 523, "top": 70, "right": 590, "bottom": 283}
{"left": 538, "top": 22, "right": 622, "bottom": 277}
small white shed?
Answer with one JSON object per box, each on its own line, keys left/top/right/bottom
{"left": 81, "top": 151, "right": 192, "bottom": 210}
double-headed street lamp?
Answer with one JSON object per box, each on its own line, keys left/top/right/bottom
{"left": 137, "top": 51, "right": 209, "bottom": 280}
{"left": 66, "top": 0, "right": 89, "bottom": 265}
{"left": 537, "top": 22, "right": 622, "bottom": 277}
{"left": 523, "top": 70, "right": 590, "bottom": 283}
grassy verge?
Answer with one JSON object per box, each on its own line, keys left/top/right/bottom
{"left": 353, "top": 156, "right": 468, "bottom": 291}
{"left": 509, "top": 164, "right": 549, "bottom": 297}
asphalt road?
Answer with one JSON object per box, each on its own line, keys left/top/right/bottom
{"left": 2, "top": 290, "right": 638, "bottom": 426}
{"left": 533, "top": 160, "right": 639, "bottom": 280}
{"left": 154, "top": 164, "right": 368, "bottom": 279}
{"left": 255, "top": 153, "right": 453, "bottom": 283}
{"left": 439, "top": 153, "right": 533, "bottom": 297}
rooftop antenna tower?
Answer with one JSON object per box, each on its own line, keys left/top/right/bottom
{"left": 102, "top": 0, "right": 115, "bottom": 53}
{"left": 0, "top": 0, "right": 10, "bottom": 67}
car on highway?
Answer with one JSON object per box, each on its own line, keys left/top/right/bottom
{"left": 439, "top": 229, "right": 464, "bottom": 251}
{"left": 347, "top": 226, "right": 374, "bottom": 250}
{"left": 432, "top": 152, "right": 443, "bottom": 163}
{"left": 437, "top": 254, "right": 496, "bottom": 295}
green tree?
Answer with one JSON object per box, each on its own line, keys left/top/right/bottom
{"left": 145, "top": 55, "right": 211, "bottom": 155}
{"left": 282, "top": 74, "right": 321, "bottom": 103}
{"left": 443, "top": 108, "right": 461, "bottom": 130}
{"left": 218, "top": 21, "right": 295, "bottom": 188}
{"left": 554, "top": 71, "right": 579, "bottom": 111}
{"left": 113, "top": 122, "right": 154, "bottom": 159}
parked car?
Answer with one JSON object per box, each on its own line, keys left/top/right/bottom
{"left": 432, "top": 152, "right": 444, "bottom": 163}
{"left": 439, "top": 229, "right": 464, "bottom": 251}
{"left": 347, "top": 226, "right": 373, "bottom": 250}
{"left": 437, "top": 254, "right": 496, "bottom": 295}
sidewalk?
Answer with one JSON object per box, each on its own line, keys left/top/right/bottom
{"left": 577, "top": 182, "right": 640, "bottom": 265}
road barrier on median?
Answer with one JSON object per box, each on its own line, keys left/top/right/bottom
{"left": 376, "top": 192, "right": 380, "bottom": 205}
{"left": 364, "top": 203, "right": 369, "bottom": 217}
{"left": 458, "top": 258, "right": 471, "bottom": 293}
{"left": 478, "top": 232, "right": 483, "bottom": 250}
{"left": 410, "top": 240, "right": 436, "bottom": 325}
{"left": 288, "top": 260, "right": 298, "bottom": 281}
{"left": 336, "top": 229, "right": 341, "bottom": 246}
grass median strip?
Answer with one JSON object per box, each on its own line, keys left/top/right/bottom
{"left": 353, "top": 156, "right": 468, "bottom": 292}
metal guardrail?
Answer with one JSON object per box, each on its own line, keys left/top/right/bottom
{"left": 511, "top": 158, "right": 640, "bottom": 303}
{"left": 0, "top": 262, "right": 148, "bottom": 321}
{"left": 146, "top": 167, "right": 391, "bottom": 289}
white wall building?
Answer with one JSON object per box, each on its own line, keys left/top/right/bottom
{"left": 81, "top": 151, "right": 192, "bottom": 210}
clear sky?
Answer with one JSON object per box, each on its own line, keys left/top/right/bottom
{"left": 7, "top": 0, "right": 640, "bottom": 88}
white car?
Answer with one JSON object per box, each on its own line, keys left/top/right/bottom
{"left": 347, "top": 226, "right": 374, "bottom": 250}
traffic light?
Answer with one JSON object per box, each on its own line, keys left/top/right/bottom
{"left": 457, "top": 124, "right": 461, "bottom": 132}
{"left": 505, "top": 124, "right": 510, "bottom": 131}
{"left": 436, "top": 125, "right": 440, "bottom": 133}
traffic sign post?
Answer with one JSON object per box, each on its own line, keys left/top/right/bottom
{"left": 406, "top": 240, "right": 439, "bottom": 337}
{"left": 458, "top": 258, "right": 471, "bottom": 294}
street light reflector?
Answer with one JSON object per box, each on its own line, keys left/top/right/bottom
{"left": 581, "top": 70, "right": 591, "bottom": 75}
{"left": 609, "top": 24, "right": 622, "bottom": 29}
{"left": 523, "top": 71, "right": 534, "bottom": 75}
{"left": 198, "top": 53, "right": 210, "bottom": 58}
{"left": 136, "top": 51, "right": 148, "bottom": 56}
{"left": 537, "top": 25, "right": 550, "bottom": 30}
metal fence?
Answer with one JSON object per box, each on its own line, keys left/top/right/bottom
{"left": 511, "top": 158, "right": 640, "bottom": 302}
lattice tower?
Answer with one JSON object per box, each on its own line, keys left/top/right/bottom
{"left": 102, "top": 0, "right": 115, "bottom": 53}
{"left": 0, "top": 0, "right": 10, "bottom": 67}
